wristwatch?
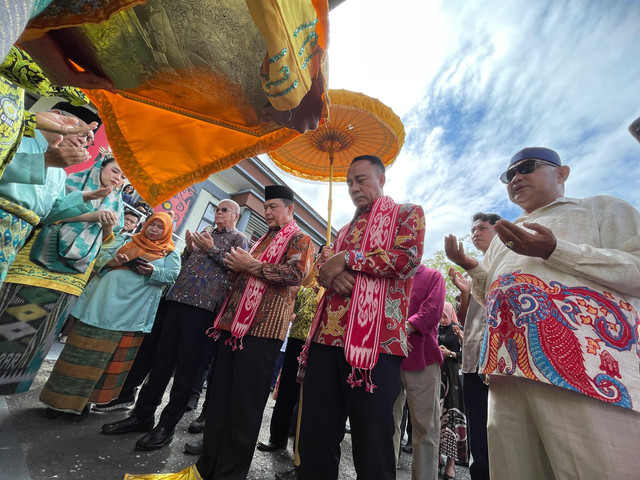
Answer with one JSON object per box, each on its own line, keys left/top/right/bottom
{"left": 449, "top": 352, "right": 454, "bottom": 358}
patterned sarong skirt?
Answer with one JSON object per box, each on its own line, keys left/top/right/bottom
{"left": 0, "top": 283, "right": 74, "bottom": 395}
{"left": 39, "top": 321, "right": 143, "bottom": 414}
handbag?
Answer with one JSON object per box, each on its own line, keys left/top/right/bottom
{"left": 30, "top": 220, "right": 104, "bottom": 274}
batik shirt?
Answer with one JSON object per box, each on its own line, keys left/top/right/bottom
{"left": 217, "top": 228, "right": 313, "bottom": 341}
{"left": 166, "top": 227, "right": 248, "bottom": 313}
{"left": 289, "top": 285, "right": 318, "bottom": 341}
{"left": 312, "top": 202, "right": 425, "bottom": 357}
{"left": 469, "top": 196, "right": 640, "bottom": 412}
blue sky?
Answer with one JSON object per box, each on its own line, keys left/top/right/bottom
{"left": 262, "top": 0, "right": 640, "bottom": 257}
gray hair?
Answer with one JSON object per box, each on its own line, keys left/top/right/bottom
{"left": 219, "top": 199, "right": 241, "bottom": 215}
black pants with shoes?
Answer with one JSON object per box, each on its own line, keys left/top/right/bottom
{"left": 463, "top": 372, "right": 490, "bottom": 480}
{"left": 269, "top": 337, "right": 305, "bottom": 447}
{"left": 117, "top": 300, "right": 169, "bottom": 399}
{"left": 297, "top": 343, "right": 401, "bottom": 480}
{"left": 196, "top": 331, "right": 282, "bottom": 480}
{"left": 132, "top": 301, "right": 217, "bottom": 430}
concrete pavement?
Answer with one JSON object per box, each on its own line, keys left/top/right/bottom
{"left": 0, "top": 339, "right": 470, "bottom": 479}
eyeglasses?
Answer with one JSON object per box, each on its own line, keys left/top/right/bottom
{"left": 76, "top": 132, "right": 95, "bottom": 148}
{"left": 499, "top": 159, "right": 558, "bottom": 184}
{"left": 215, "top": 207, "right": 233, "bottom": 213}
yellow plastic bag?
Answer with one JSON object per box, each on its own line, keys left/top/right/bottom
{"left": 124, "top": 464, "right": 203, "bottom": 480}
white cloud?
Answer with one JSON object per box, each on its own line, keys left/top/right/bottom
{"left": 278, "top": 0, "right": 640, "bottom": 258}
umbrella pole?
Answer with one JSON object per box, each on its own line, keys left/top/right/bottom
{"left": 326, "top": 153, "right": 334, "bottom": 246}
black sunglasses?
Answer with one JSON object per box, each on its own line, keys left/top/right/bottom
{"left": 499, "top": 159, "right": 558, "bottom": 184}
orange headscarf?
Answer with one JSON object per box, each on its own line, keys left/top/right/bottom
{"left": 116, "top": 212, "right": 175, "bottom": 262}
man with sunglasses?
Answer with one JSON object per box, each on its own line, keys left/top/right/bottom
{"left": 102, "top": 199, "right": 248, "bottom": 451}
{"left": 445, "top": 147, "right": 640, "bottom": 480}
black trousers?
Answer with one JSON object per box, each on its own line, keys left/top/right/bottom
{"left": 132, "top": 301, "right": 217, "bottom": 430}
{"left": 196, "top": 331, "right": 282, "bottom": 480}
{"left": 297, "top": 343, "right": 402, "bottom": 480}
{"left": 269, "top": 337, "right": 305, "bottom": 446}
{"left": 463, "top": 372, "right": 489, "bottom": 480}
{"left": 191, "top": 338, "right": 217, "bottom": 398}
{"left": 118, "top": 299, "right": 169, "bottom": 399}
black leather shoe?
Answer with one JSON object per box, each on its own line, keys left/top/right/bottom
{"left": 184, "top": 438, "right": 203, "bottom": 455}
{"left": 101, "top": 416, "right": 154, "bottom": 435}
{"left": 188, "top": 414, "right": 205, "bottom": 434}
{"left": 275, "top": 468, "right": 298, "bottom": 480}
{"left": 68, "top": 405, "right": 90, "bottom": 423}
{"left": 256, "top": 440, "right": 286, "bottom": 452}
{"left": 42, "top": 407, "right": 64, "bottom": 419}
{"left": 135, "top": 426, "right": 174, "bottom": 451}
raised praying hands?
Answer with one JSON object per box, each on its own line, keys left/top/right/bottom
{"left": 98, "top": 210, "right": 118, "bottom": 238}
{"left": 453, "top": 325, "right": 464, "bottom": 342}
{"left": 44, "top": 137, "right": 91, "bottom": 168}
{"left": 97, "top": 210, "right": 118, "bottom": 226}
{"left": 448, "top": 266, "right": 471, "bottom": 295}
{"left": 192, "top": 231, "right": 214, "bottom": 252}
{"left": 185, "top": 230, "right": 195, "bottom": 253}
{"left": 82, "top": 186, "right": 112, "bottom": 202}
{"left": 493, "top": 220, "right": 557, "bottom": 259}
{"left": 36, "top": 111, "right": 98, "bottom": 136}
{"left": 444, "top": 234, "right": 479, "bottom": 271}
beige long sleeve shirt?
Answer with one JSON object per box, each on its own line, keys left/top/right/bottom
{"left": 469, "top": 195, "right": 640, "bottom": 412}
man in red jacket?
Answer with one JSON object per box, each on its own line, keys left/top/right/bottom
{"left": 392, "top": 264, "right": 446, "bottom": 479}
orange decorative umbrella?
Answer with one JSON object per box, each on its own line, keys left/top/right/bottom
{"left": 23, "top": 0, "right": 330, "bottom": 206}
{"left": 269, "top": 89, "right": 405, "bottom": 244}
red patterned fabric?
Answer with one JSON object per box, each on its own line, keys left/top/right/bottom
{"left": 301, "top": 198, "right": 425, "bottom": 391}
{"left": 342, "top": 197, "right": 400, "bottom": 389}
{"left": 213, "top": 220, "right": 300, "bottom": 348}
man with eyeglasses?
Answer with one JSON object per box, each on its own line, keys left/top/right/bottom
{"left": 183, "top": 184, "right": 313, "bottom": 480}
{"left": 445, "top": 147, "right": 640, "bottom": 479}
{"left": 101, "top": 199, "right": 248, "bottom": 451}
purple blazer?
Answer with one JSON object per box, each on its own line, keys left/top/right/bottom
{"left": 401, "top": 265, "right": 446, "bottom": 371}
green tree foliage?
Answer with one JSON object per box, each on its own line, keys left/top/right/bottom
{"left": 422, "top": 242, "right": 479, "bottom": 306}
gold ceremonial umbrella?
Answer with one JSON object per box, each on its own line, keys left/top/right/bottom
{"left": 269, "top": 89, "right": 405, "bottom": 244}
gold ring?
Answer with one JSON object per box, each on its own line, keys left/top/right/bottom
{"left": 504, "top": 240, "right": 514, "bottom": 250}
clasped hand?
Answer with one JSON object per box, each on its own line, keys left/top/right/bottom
{"left": 318, "top": 250, "right": 355, "bottom": 296}
{"left": 224, "top": 247, "right": 256, "bottom": 272}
